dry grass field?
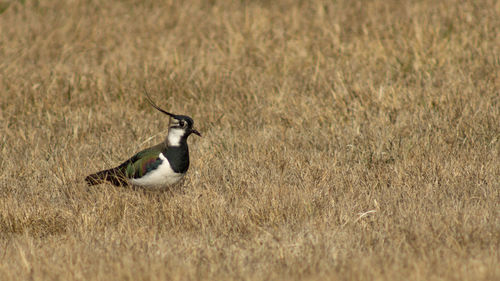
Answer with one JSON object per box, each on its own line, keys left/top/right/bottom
{"left": 0, "top": 0, "right": 499, "bottom": 280}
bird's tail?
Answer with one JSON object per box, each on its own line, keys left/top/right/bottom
{"left": 85, "top": 168, "right": 128, "bottom": 186}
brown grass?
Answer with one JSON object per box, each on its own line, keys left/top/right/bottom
{"left": 0, "top": 0, "right": 499, "bottom": 280}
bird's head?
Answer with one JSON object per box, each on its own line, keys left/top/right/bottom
{"left": 144, "top": 89, "right": 201, "bottom": 146}
{"left": 166, "top": 115, "right": 201, "bottom": 146}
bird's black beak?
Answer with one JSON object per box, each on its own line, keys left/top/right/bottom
{"left": 191, "top": 129, "right": 201, "bottom": 137}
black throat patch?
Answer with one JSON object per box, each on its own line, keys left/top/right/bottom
{"left": 163, "top": 143, "right": 190, "bottom": 173}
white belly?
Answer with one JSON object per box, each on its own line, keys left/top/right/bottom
{"left": 129, "top": 153, "right": 185, "bottom": 188}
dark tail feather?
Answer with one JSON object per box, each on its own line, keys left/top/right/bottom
{"left": 85, "top": 168, "right": 128, "bottom": 186}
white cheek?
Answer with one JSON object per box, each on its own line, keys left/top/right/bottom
{"left": 168, "top": 128, "right": 184, "bottom": 146}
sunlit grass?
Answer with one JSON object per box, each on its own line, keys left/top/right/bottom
{"left": 0, "top": 0, "right": 498, "bottom": 280}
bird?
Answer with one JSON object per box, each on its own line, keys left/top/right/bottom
{"left": 85, "top": 92, "right": 201, "bottom": 189}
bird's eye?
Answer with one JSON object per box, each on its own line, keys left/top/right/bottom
{"left": 179, "top": 120, "right": 186, "bottom": 127}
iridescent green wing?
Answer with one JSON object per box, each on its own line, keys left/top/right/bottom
{"left": 117, "top": 144, "right": 165, "bottom": 179}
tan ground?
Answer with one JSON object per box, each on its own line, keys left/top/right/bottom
{"left": 0, "top": 0, "right": 499, "bottom": 280}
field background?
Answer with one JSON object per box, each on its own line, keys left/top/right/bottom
{"left": 0, "top": 0, "right": 499, "bottom": 280}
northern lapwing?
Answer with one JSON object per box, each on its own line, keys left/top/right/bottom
{"left": 85, "top": 92, "right": 201, "bottom": 189}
